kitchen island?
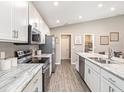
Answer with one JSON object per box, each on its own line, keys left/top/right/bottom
{"left": 0, "top": 64, "right": 43, "bottom": 92}
{"left": 76, "top": 52, "right": 124, "bottom": 92}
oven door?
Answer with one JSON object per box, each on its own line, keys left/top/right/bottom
{"left": 42, "top": 66, "right": 50, "bottom": 92}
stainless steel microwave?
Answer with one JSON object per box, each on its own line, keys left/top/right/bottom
{"left": 28, "top": 25, "right": 41, "bottom": 44}
{"left": 14, "top": 25, "right": 41, "bottom": 45}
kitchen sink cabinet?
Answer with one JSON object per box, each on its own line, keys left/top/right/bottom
{"left": 85, "top": 60, "right": 100, "bottom": 92}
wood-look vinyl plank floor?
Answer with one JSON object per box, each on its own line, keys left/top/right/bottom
{"left": 48, "top": 60, "right": 90, "bottom": 92}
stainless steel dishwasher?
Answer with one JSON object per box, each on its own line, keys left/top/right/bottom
{"left": 79, "top": 56, "right": 85, "bottom": 80}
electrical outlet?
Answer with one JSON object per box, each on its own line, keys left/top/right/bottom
{"left": 0, "top": 52, "right": 5, "bottom": 59}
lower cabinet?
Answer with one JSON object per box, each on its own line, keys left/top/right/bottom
{"left": 101, "top": 77, "right": 122, "bottom": 92}
{"left": 78, "top": 56, "right": 124, "bottom": 92}
{"left": 85, "top": 63, "right": 100, "bottom": 92}
{"left": 75, "top": 54, "right": 79, "bottom": 72}
{"left": 23, "top": 68, "right": 42, "bottom": 92}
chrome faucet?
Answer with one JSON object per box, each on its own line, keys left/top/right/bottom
{"left": 108, "top": 47, "right": 113, "bottom": 60}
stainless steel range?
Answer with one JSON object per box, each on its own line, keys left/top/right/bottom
{"left": 15, "top": 50, "right": 50, "bottom": 92}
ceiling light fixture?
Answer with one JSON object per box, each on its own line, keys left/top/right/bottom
{"left": 79, "top": 16, "right": 82, "bottom": 19}
{"left": 98, "top": 4, "right": 103, "bottom": 8}
{"left": 110, "top": 7, "right": 115, "bottom": 11}
{"left": 53, "top": 1, "right": 59, "bottom": 6}
{"left": 56, "top": 20, "right": 60, "bottom": 23}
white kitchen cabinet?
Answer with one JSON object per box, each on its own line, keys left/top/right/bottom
{"left": 101, "top": 69, "right": 124, "bottom": 92}
{"left": 101, "top": 77, "right": 122, "bottom": 92}
{"left": 75, "top": 54, "right": 79, "bottom": 71}
{"left": 0, "top": 1, "right": 28, "bottom": 42}
{"left": 23, "top": 68, "right": 42, "bottom": 92}
{"left": 29, "top": 3, "right": 46, "bottom": 44}
{"left": 12, "top": 1, "right": 28, "bottom": 42}
{"left": 0, "top": 2, "right": 13, "bottom": 41}
{"left": 29, "top": 2, "right": 40, "bottom": 30}
{"left": 85, "top": 60, "right": 100, "bottom": 92}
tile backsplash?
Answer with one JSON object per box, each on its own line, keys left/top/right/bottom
{"left": 0, "top": 42, "right": 39, "bottom": 58}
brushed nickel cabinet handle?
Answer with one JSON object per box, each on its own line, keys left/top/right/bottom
{"left": 109, "top": 86, "right": 112, "bottom": 92}
{"left": 34, "top": 78, "right": 38, "bottom": 84}
{"left": 109, "top": 78, "right": 116, "bottom": 83}
{"left": 88, "top": 68, "right": 91, "bottom": 74}
{"left": 12, "top": 30, "right": 16, "bottom": 38}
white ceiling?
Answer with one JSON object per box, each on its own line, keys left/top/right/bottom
{"left": 33, "top": 1, "right": 124, "bottom": 28}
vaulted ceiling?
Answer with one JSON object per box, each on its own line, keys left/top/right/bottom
{"left": 33, "top": 1, "right": 124, "bottom": 28}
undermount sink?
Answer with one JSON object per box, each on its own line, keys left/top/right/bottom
{"left": 88, "top": 57, "right": 119, "bottom": 64}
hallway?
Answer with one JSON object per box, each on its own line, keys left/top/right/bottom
{"left": 48, "top": 60, "right": 90, "bottom": 92}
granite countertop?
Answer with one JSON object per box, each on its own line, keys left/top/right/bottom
{"left": 32, "top": 54, "right": 52, "bottom": 58}
{"left": 0, "top": 64, "right": 43, "bottom": 92}
{"left": 76, "top": 52, "right": 124, "bottom": 80}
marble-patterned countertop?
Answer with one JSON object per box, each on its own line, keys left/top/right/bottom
{"left": 32, "top": 54, "right": 52, "bottom": 58}
{"left": 76, "top": 52, "right": 124, "bottom": 80}
{"left": 0, "top": 64, "right": 43, "bottom": 92}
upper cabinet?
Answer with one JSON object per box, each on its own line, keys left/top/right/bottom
{"left": 12, "top": 1, "right": 28, "bottom": 43}
{"left": 0, "top": 2, "right": 13, "bottom": 41}
{"left": 0, "top": 1, "right": 28, "bottom": 43}
{"left": 0, "top": 1, "right": 49, "bottom": 43}
{"left": 29, "top": 2, "right": 50, "bottom": 44}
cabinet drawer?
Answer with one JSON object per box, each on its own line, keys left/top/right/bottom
{"left": 101, "top": 69, "right": 124, "bottom": 91}
{"left": 23, "top": 68, "right": 42, "bottom": 92}
{"left": 85, "top": 59, "right": 100, "bottom": 74}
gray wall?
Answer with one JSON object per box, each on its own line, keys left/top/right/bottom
{"left": 0, "top": 42, "right": 39, "bottom": 58}
{"left": 51, "top": 15, "right": 124, "bottom": 64}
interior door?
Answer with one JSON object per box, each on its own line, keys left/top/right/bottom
{"left": 61, "top": 35, "right": 69, "bottom": 60}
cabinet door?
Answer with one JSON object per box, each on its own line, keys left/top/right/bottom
{"left": 75, "top": 54, "right": 79, "bottom": 72}
{"left": 101, "top": 77, "right": 122, "bottom": 92}
{"left": 23, "top": 68, "right": 42, "bottom": 92}
{"left": 0, "top": 2, "right": 12, "bottom": 40}
{"left": 85, "top": 64, "right": 100, "bottom": 92}
{"left": 13, "top": 1, "right": 28, "bottom": 42}
{"left": 29, "top": 3, "right": 40, "bottom": 30}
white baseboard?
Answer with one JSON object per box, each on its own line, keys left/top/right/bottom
{"left": 55, "top": 63, "right": 61, "bottom": 65}
{"left": 71, "top": 63, "right": 76, "bottom": 65}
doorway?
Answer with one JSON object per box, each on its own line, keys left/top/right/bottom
{"left": 61, "top": 35, "right": 71, "bottom": 63}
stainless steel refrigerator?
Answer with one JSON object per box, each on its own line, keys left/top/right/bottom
{"left": 39, "top": 35, "right": 56, "bottom": 73}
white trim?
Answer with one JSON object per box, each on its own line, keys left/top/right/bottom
{"left": 55, "top": 63, "right": 61, "bottom": 65}
{"left": 71, "top": 63, "right": 76, "bottom": 65}
{"left": 60, "top": 33, "right": 73, "bottom": 64}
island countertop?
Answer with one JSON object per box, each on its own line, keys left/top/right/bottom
{"left": 76, "top": 52, "right": 124, "bottom": 80}
{"left": 0, "top": 64, "right": 43, "bottom": 92}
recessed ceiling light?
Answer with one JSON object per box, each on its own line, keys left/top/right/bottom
{"left": 79, "top": 16, "right": 82, "bottom": 19}
{"left": 110, "top": 7, "right": 115, "bottom": 11}
{"left": 53, "top": 2, "right": 59, "bottom": 6}
{"left": 98, "top": 4, "right": 103, "bottom": 8}
{"left": 56, "top": 20, "right": 60, "bottom": 23}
